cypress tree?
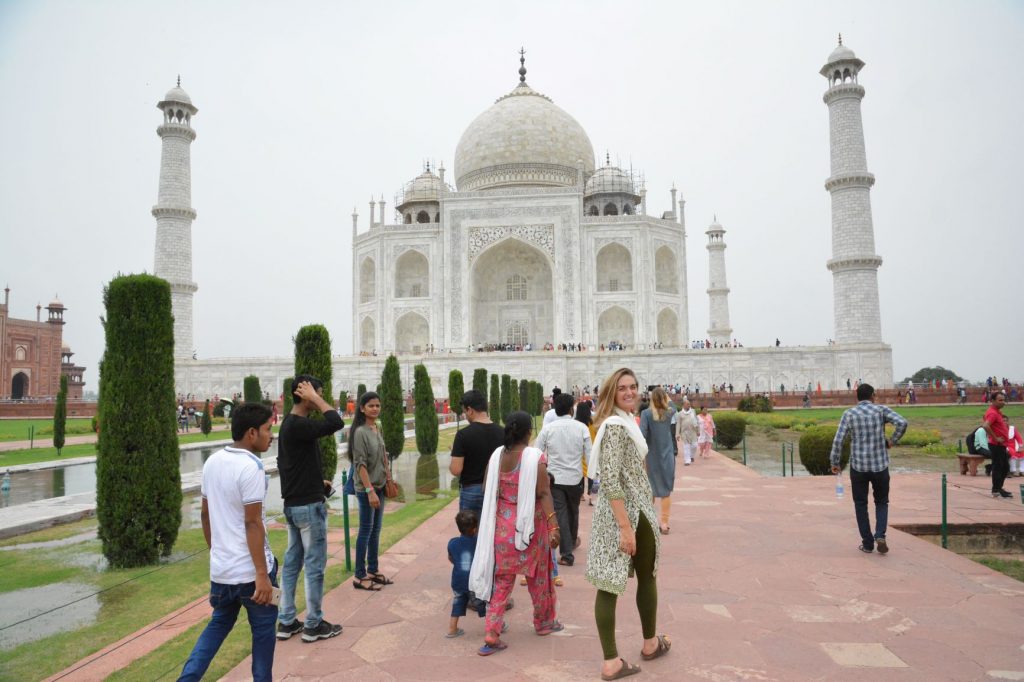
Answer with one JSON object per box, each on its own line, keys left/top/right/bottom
{"left": 357, "top": 383, "right": 367, "bottom": 403}
{"left": 448, "top": 369, "right": 465, "bottom": 427}
{"left": 293, "top": 325, "right": 338, "bottom": 481}
{"left": 338, "top": 390, "right": 348, "bottom": 415}
{"left": 243, "top": 375, "right": 262, "bottom": 403}
{"left": 53, "top": 374, "right": 68, "bottom": 455}
{"left": 500, "top": 374, "right": 512, "bottom": 423}
{"left": 489, "top": 374, "right": 501, "bottom": 425}
{"left": 472, "top": 369, "right": 487, "bottom": 406}
{"left": 282, "top": 376, "right": 294, "bottom": 417}
{"left": 380, "top": 355, "right": 405, "bottom": 459}
{"left": 201, "top": 398, "right": 212, "bottom": 437}
{"left": 518, "top": 379, "right": 528, "bottom": 414}
{"left": 414, "top": 364, "right": 438, "bottom": 455}
{"left": 96, "top": 274, "right": 181, "bottom": 567}
{"left": 531, "top": 382, "right": 543, "bottom": 416}
{"left": 510, "top": 379, "right": 520, "bottom": 413}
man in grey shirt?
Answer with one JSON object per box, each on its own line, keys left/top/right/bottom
{"left": 535, "top": 392, "right": 592, "bottom": 566}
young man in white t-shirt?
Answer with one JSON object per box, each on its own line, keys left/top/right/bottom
{"left": 179, "top": 403, "right": 278, "bottom": 682}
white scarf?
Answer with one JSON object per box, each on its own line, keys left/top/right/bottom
{"left": 468, "top": 445, "right": 543, "bottom": 602}
{"left": 590, "top": 408, "right": 648, "bottom": 479}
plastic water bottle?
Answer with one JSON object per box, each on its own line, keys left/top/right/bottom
{"left": 835, "top": 472, "right": 844, "bottom": 499}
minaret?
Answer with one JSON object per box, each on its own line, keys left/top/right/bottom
{"left": 706, "top": 216, "right": 732, "bottom": 345}
{"left": 822, "top": 36, "right": 883, "bottom": 344}
{"left": 152, "top": 77, "right": 198, "bottom": 359}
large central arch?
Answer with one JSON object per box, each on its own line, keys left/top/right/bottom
{"left": 471, "top": 239, "right": 554, "bottom": 346}
{"left": 395, "top": 312, "right": 428, "bottom": 353}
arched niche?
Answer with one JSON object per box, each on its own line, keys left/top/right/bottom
{"left": 657, "top": 308, "right": 679, "bottom": 347}
{"left": 360, "top": 257, "right": 376, "bottom": 303}
{"left": 11, "top": 372, "right": 28, "bottom": 399}
{"left": 395, "top": 250, "right": 429, "bottom": 298}
{"left": 655, "top": 246, "right": 678, "bottom": 294}
{"left": 603, "top": 202, "right": 618, "bottom": 216}
{"left": 471, "top": 239, "right": 553, "bottom": 347}
{"left": 395, "top": 312, "right": 429, "bottom": 353}
{"left": 361, "top": 317, "right": 376, "bottom": 352}
{"left": 598, "top": 306, "right": 634, "bottom": 347}
{"left": 596, "top": 242, "right": 633, "bottom": 292}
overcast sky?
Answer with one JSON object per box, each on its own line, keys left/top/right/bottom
{"left": 2, "top": 0, "right": 1021, "bottom": 391}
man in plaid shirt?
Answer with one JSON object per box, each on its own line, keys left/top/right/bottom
{"left": 830, "top": 383, "right": 908, "bottom": 555}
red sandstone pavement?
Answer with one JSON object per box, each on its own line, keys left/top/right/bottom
{"left": 52, "top": 452, "right": 1024, "bottom": 681}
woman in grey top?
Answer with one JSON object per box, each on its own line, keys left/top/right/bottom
{"left": 350, "top": 391, "right": 393, "bottom": 590}
{"left": 640, "top": 388, "right": 677, "bottom": 535}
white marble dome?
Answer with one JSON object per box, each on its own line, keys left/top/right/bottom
{"left": 164, "top": 85, "right": 192, "bottom": 104}
{"left": 585, "top": 163, "right": 636, "bottom": 196}
{"left": 398, "top": 169, "right": 443, "bottom": 207}
{"left": 454, "top": 82, "right": 595, "bottom": 191}
{"left": 827, "top": 44, "right": 856, "bottom": 62}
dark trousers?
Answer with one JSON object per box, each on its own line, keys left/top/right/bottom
{"left": 850, "top": 467, "right": 890, "bottom": 549}
{"left": 550, "top": 480, "right": 584, "bottom": 560}
{"left": 989, "top": 444, "right": 1009, "bottom": 493}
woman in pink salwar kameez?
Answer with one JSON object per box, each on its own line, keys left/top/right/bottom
{"left": 469, "top": 411, "right": 562, "bottom": 656}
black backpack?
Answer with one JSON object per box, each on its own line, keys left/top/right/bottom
{"left": 965, "top": 431, "right": 979, "bottom": 455}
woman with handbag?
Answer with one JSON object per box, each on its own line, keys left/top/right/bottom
{"left": 350, "top": 391, "right": 395, "bottom": 590}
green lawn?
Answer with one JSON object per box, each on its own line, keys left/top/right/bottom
{"left": 0, "top": 490, "right": 455, "bottom": 682}
{"left": 0, "top": 418, "right": 94, "bottom": 442}
{"left": 974, "top": 556, "right": 1024, "bottom": 583}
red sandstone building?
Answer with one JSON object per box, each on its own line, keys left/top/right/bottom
{"left": 0, "top": 287, "right": 85, "bottom": 400}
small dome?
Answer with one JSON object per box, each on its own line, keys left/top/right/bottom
{"left": 397, "top": 169, "right": 443, "bottom": 209}
{"left": 585, "top": 163, "right": 636, "bottom": 197}
{"left": 455, "top": 82, "right": 595, "bottom": 191}
{"left": 48, "top": 296, "right": 64, "bottom": 308}
{"left": 61, "top": 344, "right": 71, "bottom": 352}
{"left": 827, "top": 44, "right": 856, "bottom": 63}
{"left": 164, "top": 85, "right": 192, "bottom": 104}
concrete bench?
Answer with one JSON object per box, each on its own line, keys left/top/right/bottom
{"left": 958, "top": 454, "right": 986, "bottom": 476}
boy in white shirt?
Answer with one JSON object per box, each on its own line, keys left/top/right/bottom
{"left": 178, "top": 403, "right": 277, "bottom": 682}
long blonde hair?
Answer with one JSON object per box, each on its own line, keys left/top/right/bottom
{"left": 649, "top": 387, "right": 669, "bottom": 421}
{"left": 593, "top": 367, "right": 638, "bottom": 428}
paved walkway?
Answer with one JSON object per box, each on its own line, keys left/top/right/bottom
{"left": 202, "top": 452, "right": 1023, "bottom": 681}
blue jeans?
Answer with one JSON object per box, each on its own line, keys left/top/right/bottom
{"left": 459, "top": 484, "right": 483, "bottom": 516}
{"left": 279, "top": 501, "right": 327, "bottom": 628}
{"left": 178, "top": 559, "right": 278, "bottom": 682}
{"left": 850, "top": 467, "right": 890, "bottom": 549}
{"left": 355, "top": 487, "right": 385, "bottom": 579}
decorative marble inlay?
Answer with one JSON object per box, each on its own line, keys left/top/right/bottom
{"left": 468, "top": 224, "right": 555, "bottom": 261}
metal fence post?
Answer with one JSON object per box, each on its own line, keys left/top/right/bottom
{"left": 957, "top": 438, "right": 962, "bottom": 454}
{"left": 941, "top": 473, "right": 948, "bottom": 549}
{"left": 789, "top": 443, "right": 795, "bottom": 475}
{"left": 742, "top": 436, "right": 747, "bottom": 466}
{"left": 341, "top": 470, "right": 352, "bottom": 571}
{"left": 781, "top": 444, "right": 787, "bottom": 477}
{"left": 29, "top": 425, "right": 34, "bottom": 449}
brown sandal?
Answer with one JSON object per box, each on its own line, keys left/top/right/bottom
{"left": 601, "top": 659, "right": 641, "bottom": 680}
{"left": 641, "top": 634, "right": 671, "bottom": 661}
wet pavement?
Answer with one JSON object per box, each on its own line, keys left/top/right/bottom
{"left": 0, "top": 582, "right": 100, "bottom": 650}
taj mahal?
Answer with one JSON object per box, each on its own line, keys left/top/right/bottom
{"left": 162, "top": 40, "right": 894, "bottom": 397}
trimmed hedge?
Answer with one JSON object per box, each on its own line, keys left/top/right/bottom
{"left": 380, "top": 355, "right": 405, "bottom": 459}
{"left": 97, "top": 274, "right": 181, "bottom": 567}
{"left": 294, "top": 325, "right": 337, "bottom": 480}
{"left": 714, "top": 412, "right": 746, "bottom": 449}
{"left": 799, "top": 425, "right": 850, "bottom": 475}
{"left": 281, "top": 377, "right": 294, "bottom": 417}
{"left": 243, "top": 375, "right": 262, "bottom": 404}
{"left": 414, "top": 364, "right": 438, "bottom": 455}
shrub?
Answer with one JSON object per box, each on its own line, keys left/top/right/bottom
{"left": 714, "top": 412, "right": 746, "bottom": 449}
{"left": 53, "top": 375, "right": 68, "bottom": 455}
{"left": 500, "top": 374, "right": 512, "bottom": 423}
{"left": 380, "top": 355, "right": 405, "bottom": 460}
{"left": 922, "top": 442, "right": 959, "bottom": 455}
{"left": 91, "top": 415, "right": 99, "bottom": 433}
{"left": 448, "top": 369, "right": 464, "bottom": 422}
{"left": 490, "top": 375, "right": 501, "bottom": 425}
{"left": 799, "top": 425, "right": 850, "bottom": 475}
{"left": 510, "top": 379, "right": 520, "bottom": 412}
{"left": 243, "top": 375, "right": 262, "bottom": 404}
{"left": 895, "top": 428, "right": 942, "bottom": 447}
{"left": 737, "top": 395, "right": 773, "bottom": 413}
{"left": 472, "top": 369, "right": 487, "bottom": 406}
{"left": 414, "top": 364, "right": 438, "bottom": 455}
{"left": 293, "top": 326, "right": 337, "bottom": 480}
{"left": 96, "top": 274, "right": 181, "bottom": 567}
{"left": 201, "top": 399, "right": 212, "bottom": 437}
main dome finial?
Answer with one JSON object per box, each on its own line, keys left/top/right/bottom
{"left": 518, "top": 47, "right": 527, "bottom": 84}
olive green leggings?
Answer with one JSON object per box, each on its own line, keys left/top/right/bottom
{"left": 594, "top": 513, "right": 658, "bottom": 660}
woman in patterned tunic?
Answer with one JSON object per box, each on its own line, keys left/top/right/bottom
{"left": 586, "top": 368, "right": 671, "bottom": 680}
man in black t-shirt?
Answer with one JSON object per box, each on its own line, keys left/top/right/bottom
{"left": 449, "top": 390, "right": 504, "bottom": 515}
{"left": 276, "top": 376, "right": 344, "bottom": 644}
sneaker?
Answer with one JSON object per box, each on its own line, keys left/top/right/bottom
{"left": 858, "top": 544, "right": 874, "bottom": 553}
{"left": 876, "top": 538, "right": 888, "bottom": 555}
{"left": 276, "top": 619, "right": 304, "bottom": 640}
{"left": 302, "top": 620, "right": 343, "bottom": 642}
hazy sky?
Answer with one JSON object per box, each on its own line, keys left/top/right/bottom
{"left": 2, "top": 0, "right": 1022, "bottom": 391}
